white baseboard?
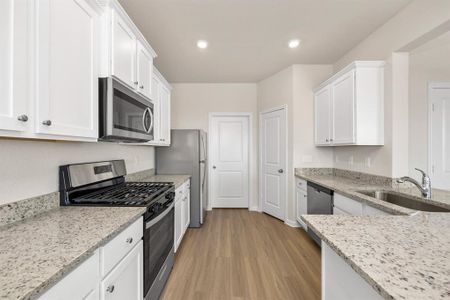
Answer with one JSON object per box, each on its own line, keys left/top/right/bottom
{"left": 284, "top": 219, "right": 301, "bottom": 228}
{"left": 249, "top": 206, "right": 261, "bottom": 212}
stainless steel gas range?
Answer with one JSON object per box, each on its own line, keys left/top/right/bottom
{"left": 59, "top": 160, "right": 174, "bottom": 300}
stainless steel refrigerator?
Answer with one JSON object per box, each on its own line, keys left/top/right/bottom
{"left": 155, "top": 129, "right": 207, "bottom": 227}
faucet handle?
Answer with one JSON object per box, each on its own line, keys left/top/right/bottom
{"left": 414, "top": 168, "right": 427, "bottom": 177}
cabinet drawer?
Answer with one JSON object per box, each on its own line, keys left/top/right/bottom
{"left": 296, "top": 178, "right": 307, "bottom": 191}
{"left": 100, "top": 217, "right": 143, "bottom": 277}
{"left": 334, "top": 193, "right": 363, "bottom": 215}
{"left": 39, "top": 250, "right": 99, "bottom": 300}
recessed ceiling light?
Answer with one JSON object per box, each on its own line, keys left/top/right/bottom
{"left": 288, "top": 39, "right": 301, "bottom": 48}
{"left": 197, "top": 40, "right": 208, "bottom": 49}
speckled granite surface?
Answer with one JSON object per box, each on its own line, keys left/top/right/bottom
{"left": 302, "top": 213, "right": 450, "bottom": 300}
{"left": 0, "top": 192, "right": 59, "bottom": 226}
{"left": 0, "top": 206, "right": 146, "bottom": 300}
{"left": 295, "top": 168, "right": 450, "bottom": 214}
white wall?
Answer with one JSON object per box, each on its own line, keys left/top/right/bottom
{"left": 331, "top": 0, "right": 450, "bottom": 177}
{"left": 0, "top": 140, "right": 154, "bottom": 205}
{"left": 170, "top": 83, "right": 258, "bottom": 209}
{"left": 408, "top": 31, "right": 450, "bottom": 180}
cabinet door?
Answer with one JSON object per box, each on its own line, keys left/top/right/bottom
{"left": 296, "top": 189, "right": 307, "bottom": 229}
{"left": 39, "top": 250, "right": 100, "bottom": 300}
{"left": 136, "top": 41, "right": 153, "bottom": 100}
{"left": 111, "top": 11, "right": 136, "bottom": 89}
{"left": 159, "top": 84, "right": 171, "bottom": 144}
{"left": 0, "top": 0, "right": 29, "bottom": 133}
{"left": 100, "top": 241, "right": 143, "bottom": 300}
{"left": 184, "top": 189, "right": 190, "bottom": 229}
{"left": 35, "top": 0, "right": 99, "bottom": 138}
{"left": 314, "top": 85, "right": 332, "bottom": 145}
{"left": 332, "top": 70, "right": 355, "bottom": 144}
{"left": 151, "top": 75, "right": 161, "bottom": 143}
{"left": 174, "top": 198, "right": 182, "bottom": 252}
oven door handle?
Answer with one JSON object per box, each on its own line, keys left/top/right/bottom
{"left": 145, "top": 203, "right": 174, "bottom": 229}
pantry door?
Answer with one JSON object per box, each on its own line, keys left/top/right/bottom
{"left": 210, "top": 114, "right": 250, "bottom": 208}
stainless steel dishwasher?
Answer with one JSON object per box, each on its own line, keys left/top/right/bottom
{"left": 306, "top": 182, "right": 333, "bottom": 246}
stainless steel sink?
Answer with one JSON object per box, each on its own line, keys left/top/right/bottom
{"left": 356, "top": 190, "right": 450, "bottom": 212}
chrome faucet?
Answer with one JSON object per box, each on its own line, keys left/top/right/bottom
{"left": 397, "top": 168, "right": 432, "bottom": 199}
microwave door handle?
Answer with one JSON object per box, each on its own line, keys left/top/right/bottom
{"left": 148, "top": 108, "right": 154, "bottom": 133}
{"left": 142, "top": 108, "right": 149, "bottom": 132}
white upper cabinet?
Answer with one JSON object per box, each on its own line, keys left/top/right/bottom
{"left": 0, "top": 0, "right": 29, "bottom": 133}
{"left": 136, "top": 41, "right": 154, "bottom": 99}
{"left": 101, "top": 1, "right": 157, "bottom": 100}
{"left": 159, "top": 83, "right": 171, "bottom": 144}
{"left": 111, "top": 10, "right": 137, "bottom": 89}
{"left": 35, "top": 0, "right": 101, "bottom": 139}
{"left": 148, "top": 68, "right": 171, "bottom": 146}
{"left": 314, "top": 86, "right": 332, "bottom": 145}
{"left": 314, "top": 61, "right": 384, "bottom": 146}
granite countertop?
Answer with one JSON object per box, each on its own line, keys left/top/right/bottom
{"left": 0, "top": 206, "right": 146, "bottom": 300}
{"left": 302, "top": 213, "right": 450, "bottom": 300}
{"left": 294, "top": 169, "right": 450, "bottom": 215}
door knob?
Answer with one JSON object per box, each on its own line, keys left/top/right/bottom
{"left": 212, "top": 166, "right": 216, "bottom": 169}
{"left": 278, "top": 169, "right": 284, "bottom": 174}
{"left": 17, "top": 115, "right": 28, "bottom": 122}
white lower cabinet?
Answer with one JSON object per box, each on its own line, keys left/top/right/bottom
{"left": 295, "top": 178, "right": 307, "bottom": 229}
{"left": 322, "top": 242, "right": 382, "bottom": 300}
{"left": 39, "top": 250, "right": 100, "bottom": 300}
{"left": 174, "top": 180, "right": 191, "bottom": 252}
{"left": 39, "top": 217, "right": 144, "bottom": 300}
{"left": 100, "top": 241, "right": 143, "bottom": 300}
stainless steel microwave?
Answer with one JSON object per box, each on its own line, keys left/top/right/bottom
{"left": 99, "top": 77, "right": 154, "bottom": 143}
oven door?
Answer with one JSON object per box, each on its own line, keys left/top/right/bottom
{"left": 144, "top": 203, "right": 174, "bottom": 298}
{"left": 99, "top": 77, "right": 154, "bottom": 142}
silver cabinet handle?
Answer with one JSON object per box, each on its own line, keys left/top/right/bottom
{"left": 278, "top": 169, "right": 284, "bottom": 174}
{"left": 106, "top": 285, "right": 115, "bottom": 293}
{"left": 42, "top": 120, "right": 52, "bottom": 126}
{"left": 126, "top": 237, "right": 133, "bottom": 244}
{"left": 17, "top": 115, "right": 28, "bottom": 122}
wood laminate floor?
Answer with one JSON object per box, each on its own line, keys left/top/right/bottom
{"left": 160, "top": 209, "right": 321, "bottom": 300}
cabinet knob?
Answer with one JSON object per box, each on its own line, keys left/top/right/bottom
{"left": 42, "top": 120, "right": 52, "bottom": 126}
{"left": 140, "top": 85, "right": 144, "bottom": 89}
{"left": 106, "top": 285, "right": 115, "bottom": 293}
{"left": 126, "top": 237, "right": 133, "bottom": 244}
{"left": 330, "top": 138, "right": 334, "bottom": 142}
{"left": 212, "top": 166, "right": 216, "bottom": 169}
{"left": 134, "top": 81, "right": 139, "bottom": 85}
{"left": 326, "top": 138, "right": 329, "bottom": 142}
{"left": 17, "top": 115, "right": 28, "bottom": 122}
{"left": 278, "top": 169, "right": 284, "bottom": 174}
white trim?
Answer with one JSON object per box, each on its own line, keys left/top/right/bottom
{"left": 428, "top": 82, "right": 450, "bottom": 181}
{"left": 248, "top": 206, "right": 260, "bottom": 212}
{"left": 259, "top": 105, "right": 288, "bottom": 221}
{"left": 153, "top": 66, "right": 172, "bottom": 90}
{"left": 284, "top": 219, "right": 300, "bottom": 228}
{"left": 208, "top": 112, "right": 253, "bottom": 210}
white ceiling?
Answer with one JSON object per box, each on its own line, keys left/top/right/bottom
{"left": 119, "top": 0, "right": 411, "bottom": 83}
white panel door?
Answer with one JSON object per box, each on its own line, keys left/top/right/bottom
{"left": 332, "top": 70, "right": 355, "bottom": 144}
{"left": 430, "top": 84, "right": 450, "bottom": 190}
{"left": 35, "top": 0, "right": 99, "bottom": 138}
{"left": 136, "top": 41, "right": 153, "bottom": 99}
{"left": 210, "top": 116, "right": 249, "bottom": 208}
{"left": 315, "top": 86, "right": 332, "bottom": 145}
{"left": 111, "top": 11, "right": 136, "bottom": 89}
{"left": 100, "top": 241, "right": 143, "bottom": 300}
{"left": 261, "top": 108, "right": 286, "bottom": 220}
{"left": 0, "top": 0, "right": 29, "bottom": 132}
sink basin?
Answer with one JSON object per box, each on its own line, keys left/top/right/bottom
{"left": 356, "top": 190, "right": 450, "bottom": 212}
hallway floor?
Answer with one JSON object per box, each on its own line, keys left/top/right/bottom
{"left": 160, "top": 209, "right": 321, "bottom": 300}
